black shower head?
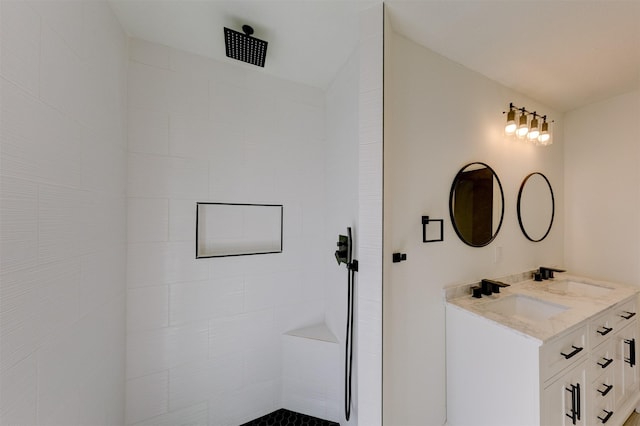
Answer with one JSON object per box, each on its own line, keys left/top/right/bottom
{"left": 224, "top": 25, "right": 268, "bottom": 67}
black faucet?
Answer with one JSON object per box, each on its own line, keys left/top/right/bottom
{"left": 471, "top": 279, "right": 511, "bottom": 298}
{"left": 481, "top": 279, "right": 510, "bottom": 294}
{"left": 471, "top": 281, "right": 494, "bottom": 298}
{"left": 535, "top": 266, "right": 566, "bottom": 281}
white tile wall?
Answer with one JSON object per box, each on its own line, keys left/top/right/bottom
{"left": 30, "top": 0, "right": 87, "bottom": 59}
{"left": 125, "top": 38, "right": 338, "bottom": 425}
{"left": 0, "top": 0, "right": 40, "bottom": 97}
{"left": 127, "top": 285, "right": 169, "bottom": 332}
{"left": 169, "top": 198, "right": 198, "bottom": 242}
{"left": 130, "top": 38, "right": 170, "bottom": 70}
{"left": 128, "top": 198, "right": 169, "bottom": 242}
{"left": 0, "top": 353, "right": 38, "bottom": 425}
{"left": 316, "top": 24, "right": 360, "bottom": 426}
{"left": 128, "top": 107, "right": 170, "bottom": 155}
{"left": 170, "top": 278, "right": 243, "bottom": 325}
{"left": 0, "top": 176, "right": 38, "bottom": 273}
{"left": 38, "top": 184, "right": 85, "bottom": 263}
{"left": 1, "top": 78, "right": 83, "bottom": 188}
{"left": 127, "top": 241, "right": 209, "bottom": 287}
{"left": 207, "top": 380, "right": 280, "bottom": 426}
{"left": 0, "top": 1, "right": 127, "bottom": 425}
{"left": 125, "top": 371, "right": 169, "bottom": 425}
{"left": 357, "top": 5, "right": 384, "bottom": 426}
{"left": 126, "top": 321, "right": 209, "bottom": 378}
{"left": 281, "top": 335, "right": 340, "bottom": 422}
{"left": 80, "top": 249, "right": 126, "bottom": 318}
{"left": 127, "top": 153, "right": 209, "bottom": 199}
{"left": 134, "top": 402, "right": 208, "bottom": 426}
{"left": 168, "top": 356, "right": 243, "bottom": 411}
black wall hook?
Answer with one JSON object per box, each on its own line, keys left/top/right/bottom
{"left": 392, "top": 253, "right": 407, "bottom": 263}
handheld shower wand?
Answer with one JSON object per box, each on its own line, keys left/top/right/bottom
{"left": 335, "top": 227, "right": 358, "bottom": 421}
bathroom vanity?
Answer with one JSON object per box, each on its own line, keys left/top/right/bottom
{"left": 446, "top": 272, "right": 640, "bottom": 426}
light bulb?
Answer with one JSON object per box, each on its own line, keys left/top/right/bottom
{"left": 538, "top": 121, "right": 550, "bottom": 145}
{"left": 504, "top": 109, "right": 516, "bottom": 135}
{"left": 527, "top": 115, "right": 540, "bottom": 141}
{"left": 516, "top": 112, "right": 528, "bottom": 139}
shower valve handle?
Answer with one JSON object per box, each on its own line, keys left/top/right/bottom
{"left": 335, "top": 235, "right": 350, "bottom": 265}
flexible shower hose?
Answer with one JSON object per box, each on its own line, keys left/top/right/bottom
{"left": 345, "top": 228, "right": 355, "bottom": 422}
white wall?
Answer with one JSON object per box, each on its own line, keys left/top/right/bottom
{"left": 0, "top": 1, "right": 128, "bottom": 425}
{"left": 383, "top": 32, "right": 564, "bottom": 425}
{"left": 125, "top": 39, "right": 332, "bottom": 426}
{"left": 564, "top": 90, "right": 640, "bottom": 285}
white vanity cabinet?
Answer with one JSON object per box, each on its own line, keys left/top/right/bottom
{"left": 446, "top": 294, "right": 640, "bottom": 426}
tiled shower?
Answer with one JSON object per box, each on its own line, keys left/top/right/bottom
{"left": 126, "top": 37, "right": 338, "bottom": 424}
{"left": 0, "top": 2, "right": 382, "bottom": 426}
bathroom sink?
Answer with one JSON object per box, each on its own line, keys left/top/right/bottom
{"left": 483, "top": 294, "right": 568, "bottom": 322}
{"left": 546, "top": 280, "right": 613, "bottom": 297}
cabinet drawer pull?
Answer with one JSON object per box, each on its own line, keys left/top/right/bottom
{"left": 598, "top": 357, "right": 613, "bottom": 369}
{"left": 597, "top": 326, "right": 613, "bottom": 336}
{"left": 620, "top": 311, "right": 636, "bottom": 320}
{"left": 597, "top": 383, "right": 613, "bottom": 396}
{"left": 560, "top": 345, "right": 583, "bottom": 360}
{"left": 598, "top": 409, "right": 613, "bottom": 424}
{"left": 625, "top": 338, "right": 636, "bottom": 367}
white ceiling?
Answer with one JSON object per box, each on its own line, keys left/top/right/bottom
{"left": 109, "top": 0, "right": 640, "bottom": 112}
{"left": 384, "top": 0, "right": 640, "bottom": 112}
{"left": 109, "top": 0, "right": 375, "bottom": 90}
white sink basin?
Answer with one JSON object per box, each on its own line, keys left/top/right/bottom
{"left": 483, "top": 294, "right": 568, "bottom": 322}
{"left": 546, "top": 280, "right": 613, "bottom": 297}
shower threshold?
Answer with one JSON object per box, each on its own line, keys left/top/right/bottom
{"left": 240, "top": 408, "right": 339, "bottom": 426}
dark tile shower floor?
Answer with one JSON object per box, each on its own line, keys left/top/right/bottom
{"left": 240, "top": 409, "right": 339, "bottom": 426}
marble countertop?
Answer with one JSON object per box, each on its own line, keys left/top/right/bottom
{"left": 445, "top": 272, "right": 639, "bottom": 343}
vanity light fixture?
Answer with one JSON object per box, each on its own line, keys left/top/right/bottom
{"left": 503, "top": 102, "right": 553, "bottom": 146}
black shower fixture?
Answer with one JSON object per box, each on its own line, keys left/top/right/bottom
{"left": 224, "top": 25, "right": 268, "bottom": 67}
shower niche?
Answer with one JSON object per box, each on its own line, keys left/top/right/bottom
{"left": 196, "top": 202, "right": 283, "bottom": 258}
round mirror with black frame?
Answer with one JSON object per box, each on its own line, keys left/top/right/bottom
{"left": 517, "top": 172, "right": 555, "bottom": 242}
{"left": 449, "top": 162, "right": 505, "bottom": 247}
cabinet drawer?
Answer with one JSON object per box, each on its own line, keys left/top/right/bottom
{"left": 590, "top": 393, "right": 615, "bottom": 425}
{"left": 590, "top": 339, "right": 616, "bottom": 380}
{"left": 542, "top": 325, "right": 588, "bottom": 383}
{"left": 590, "top": 367, "right": 615, "bottom": 399}
{"left": 590, "top": 309, "right": 616, "bottom": 349}
{"left": 612, "top": 298, "right": 638, "bottom": 328}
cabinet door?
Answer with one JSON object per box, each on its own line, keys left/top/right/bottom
{"left": 542, "top": 360, "right": 587, "bottom": 426}
{"left": 614, "top": 320, "right": 639, "bottom": 407}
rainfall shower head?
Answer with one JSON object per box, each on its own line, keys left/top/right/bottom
{"left": 224, "top": 25, "right": 268, "bottom": 67}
